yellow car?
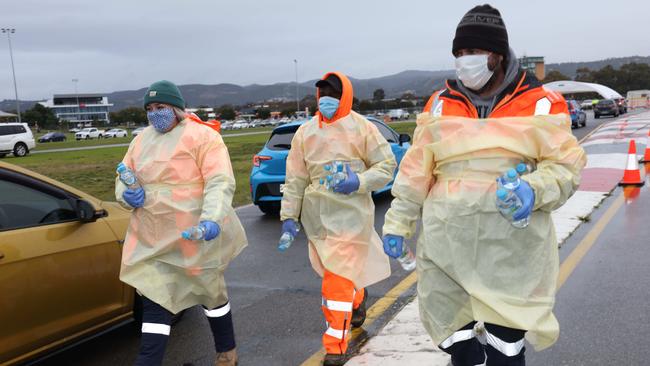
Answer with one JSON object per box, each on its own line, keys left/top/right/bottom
{"left": 0, "top": 161, "right": 135, "bottom": 365}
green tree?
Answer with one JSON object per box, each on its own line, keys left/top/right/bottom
{"left": 115, "top": 107, "right": 147, "bottom": 126}
{"left": 195, "top": 109, "right": 209, "bottom": 120}
{"left": 281, "top": 108, "right": 296, "bottom": 117}
{"left": 257, "top": 108, "right": 271, "bottom": 119}
{"left": 574, "top": 67, "right": 594, "bottom": 82}
{"left": 543, "top": 70, "right": 570, "bottom": 83}
{"left": 22, "top": 104, "right": 59, "bottom": 129}
{"left": 217, "top": 105, "right": 236, "bottom": 120}
{"left": 373, "top": 88, "right": 385, "bottom": 101}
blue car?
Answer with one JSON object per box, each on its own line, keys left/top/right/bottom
{"left": 566, "top": 99, "right": 586, "bottom": 128}
{"left": 249, "top": 116, "right": 412, "bottom": 215}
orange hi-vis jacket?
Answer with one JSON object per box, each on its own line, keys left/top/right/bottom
{"left": 423, "top": 70, "right": 568, "bottom": 118}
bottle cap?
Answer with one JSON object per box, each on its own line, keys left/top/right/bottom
{"left": 319, "top": 178, "right": 324, "bottom": 185}
{"left": 337, "top": 164, "right": 344, "bottom": 172}
{"left": 389, "top": 238, "right": 396, "bottom": 246}
{"left": 116, "top": 162, "right": 126, "bottom": 173}
{"left": 327, "top": 175, "right": 333, "bottom": 181}
{"left": 324, "top": 165, "right": 331, "bottom": 171}
{"left": 516, "top": 163, "right": 527, "bottom": 174}
{"left": 496, "top": 188, "right": 507, "bottom": 199}
{"left": 181, "top": 231, "right": 191, "bottom": 240}
{"left": 506, "top": 168, "right": 517, "bottom": 180}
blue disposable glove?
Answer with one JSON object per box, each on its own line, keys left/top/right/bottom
{"left": 512, "top": 180, "right": 535, "bottom": 221}
{"left": 382, "top": 234, "right": 405, "bottom": 259}
{"left": 333, "top": 164, "right": 360, "bottom": 195}
{"left": 200, "top": 220, "right": 220, "bottom": 240}
{"left": 123, "top": 187, "right": 145, "bottom": 208}
{"left": 282, "top": 219, "right": 298, "bottom": 237}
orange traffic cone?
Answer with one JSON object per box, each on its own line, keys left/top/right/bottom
{"left": 640, "top": 130, "right": 650, "bottom": 163}
{"left": 619, "top": 139, "right": 645, "bottom": 186}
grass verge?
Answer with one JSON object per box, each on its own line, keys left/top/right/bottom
{"left": 11, "top": 122, "right": 417, "bottom": 208}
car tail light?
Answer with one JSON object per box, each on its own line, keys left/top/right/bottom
{"left": 253, "top": 155, "right": 271, "bottom": 167}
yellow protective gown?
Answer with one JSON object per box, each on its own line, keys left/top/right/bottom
{"left": 384, "top": 113, "right": 586, "bottom": 350}
{"left": 115, "top": 119, "right": 247, "bottom": 314}
{"left": 281, "top": 72, "right": 396, "bottom": 289}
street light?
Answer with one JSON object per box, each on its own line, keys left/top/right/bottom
{"left": 1, "top": 28, "right": 21, "bottom": 123}
{"left": 72, "top": 78, "right": 80, "bottom": 124}
{"left": 294, "top": 59, "right": 299, "bottom": 114}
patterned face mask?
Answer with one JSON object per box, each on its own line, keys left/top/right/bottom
{"left": 147, "top": 108, "right": 176, "bottom": 133}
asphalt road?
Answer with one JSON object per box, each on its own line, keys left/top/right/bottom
{"left": 29, "top": 109, "right": 629, "bottom": 366}
{"left": 528, "top": 182, "right": 650, "bottom": 365}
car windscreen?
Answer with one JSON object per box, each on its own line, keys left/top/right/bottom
{"left": 598, "top": 100, "right": 613, "bottom": 106}
{"left": 266, "top": 127, "right": 298, "bottom": 150}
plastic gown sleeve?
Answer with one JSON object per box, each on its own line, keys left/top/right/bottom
{"left": 383, "top": 123, "right": 436, "bottom": 239}
{"left": 281, "top": 126, "right": 310, "bottom": 221}
{"left": 114, "top": 136, "right": 140, "bottom": 210}
{"left": 521, "top": 125, "right": 586, "bottom": 212}
{"left": 356, "top": 121, "right": 397, "bottom": 194}
{"left": 197, "top": 134, "right": 237, "bottom": 224}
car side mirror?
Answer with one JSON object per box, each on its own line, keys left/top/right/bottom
{"left": 76, "top": 199, "right": 104, "bottom": 223}
{"left": 398, "top": 134, "right": 411, "bottom": 146}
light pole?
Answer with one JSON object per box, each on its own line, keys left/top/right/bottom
{"left": 2, "top": 28, "right": 21, "bottom": 123}
{"left": 72, "top": 78, "right": 80, "bottom": 125}
{"left": 294, "top": 59, "right": 299, "bottom": 114}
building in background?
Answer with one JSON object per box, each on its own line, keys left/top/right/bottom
{"left": 40, "top": 94, "right": 113, "bottom": 126}
{"left": 519, "top": 56, "right": 545, "bottom": 80}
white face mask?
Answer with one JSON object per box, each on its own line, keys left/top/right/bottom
{"left": 455, "top": 54, "right": 494, "bottom": 91}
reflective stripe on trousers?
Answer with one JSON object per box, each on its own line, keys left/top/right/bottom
{"left": 321, "top": 270, "right": 365, "bottom": 354}
{"left": 439, "top": 322, "right": 525, "bottom": 366}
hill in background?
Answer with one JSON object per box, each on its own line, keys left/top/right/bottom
{"left": 2, "top": 56, "right": 649, "bottom": 113}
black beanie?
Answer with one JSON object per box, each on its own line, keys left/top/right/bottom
{"left": 452, "top": 4, "right": 509, "bottom": 56}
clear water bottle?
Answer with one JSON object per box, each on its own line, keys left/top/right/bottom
{"left": 116, "top": 162, "right": 141, "bottom": 190}
{"left": 516, "top": 163, "right": 527, "bottom": 175}
{"left": 389, "top": 238, "right": 416, "bottom": 271}
{"left": 182, "top": 225, "right": 206, "bottom": 240}
{"left": 496, "top": 169, "right": 529, "bottom": 228}
{"left": 324, "top": 175, "right": 334, "bottom": 190}
{"left": 332, "top": 162, "right": 347, "bottom": 188}
{"left": 278, "top": 223, "right": 301, "bottom": 252}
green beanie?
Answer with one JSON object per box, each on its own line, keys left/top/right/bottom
{"left": 143, "top": 80, "right": 185, "bottom": 110}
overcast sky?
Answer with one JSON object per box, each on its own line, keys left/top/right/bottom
{"left": 1, "top": 0, "right": 648, "bottom": 100}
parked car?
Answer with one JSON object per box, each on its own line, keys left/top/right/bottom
{"left": 38, "top": 132, "right": 67, "bottom": 143}
{"left": 0, "top": 123, "right": 35, "bottom": 158}
{"left": 249, "top": 116, "right": 411, "bottom": 215}
{"left": 566, "top": 100, "right": 587, "bottom": 128}
{"left": 131, "top": 126, "right": 146, "bottom": 137}
{"left": 594, "top": 99, "right": 620, "bottom": 118}
{"left": 388, "top": 109, "right": 410, "bottom": 120}
{"left": 104, "top": 128, "right": 128, "bottom": 138}
{"left": 232, "top": 120, "right": 248, "bottom": 130}
{"left": 68, "top": 128, "right": 81, "bottom": 133}
{"left": 580, "top": 99, "right": 594, "bottom": 110}
{"left": 221, "top": 122, "right": 234, "bottom": 131}
{"left": 0, "top": 161, "right": 137, "bottom": 365}
{"left": 613, "top": 97, "right": 627, "bottom": 114}
{"left": 75, "top": 128, "right": 102, "bottom": 140}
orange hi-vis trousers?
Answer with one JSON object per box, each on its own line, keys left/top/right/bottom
{"left": 321, "top": 270, "right": 366, "bottom": 354}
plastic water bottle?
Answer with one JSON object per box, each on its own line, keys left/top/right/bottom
{"left": 324, "top": 175, "right": 334, "bottom": 190}
{"left": 390, "top": 238, "right": 416, "bottom": 271}
{"left": 116, "top": 162, "right": 141, "bottom": 190}
{"left": 278, "top": 223, "right": 301, "bottom": 252}
{"left": 332, "top": 162, "right": 347, "bottom": 188}
{"left": 496, "top": 168, "right": 529, "bottom": 228}
{"left": 516, "top": 163, "right": 527, "bottom": 175}
{"left": 182, "top": 225, "right": 206, "bottom": 240}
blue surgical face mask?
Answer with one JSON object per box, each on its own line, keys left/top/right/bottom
{"left": 147, "top": 108, "right": 176, "bottom": 133}
{"left": 318, "top": 96, "right": 340, "bottom": 120}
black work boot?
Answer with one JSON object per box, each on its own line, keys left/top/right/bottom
{"left": 323, "top": 353, "right": 347, "bottom": 366}
{"left": 351, "top": 290, "right": 367, "bottom": 328}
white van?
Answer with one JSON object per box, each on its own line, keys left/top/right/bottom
{"left": 0, "top": 123, "right": 36, "bottom": 158}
